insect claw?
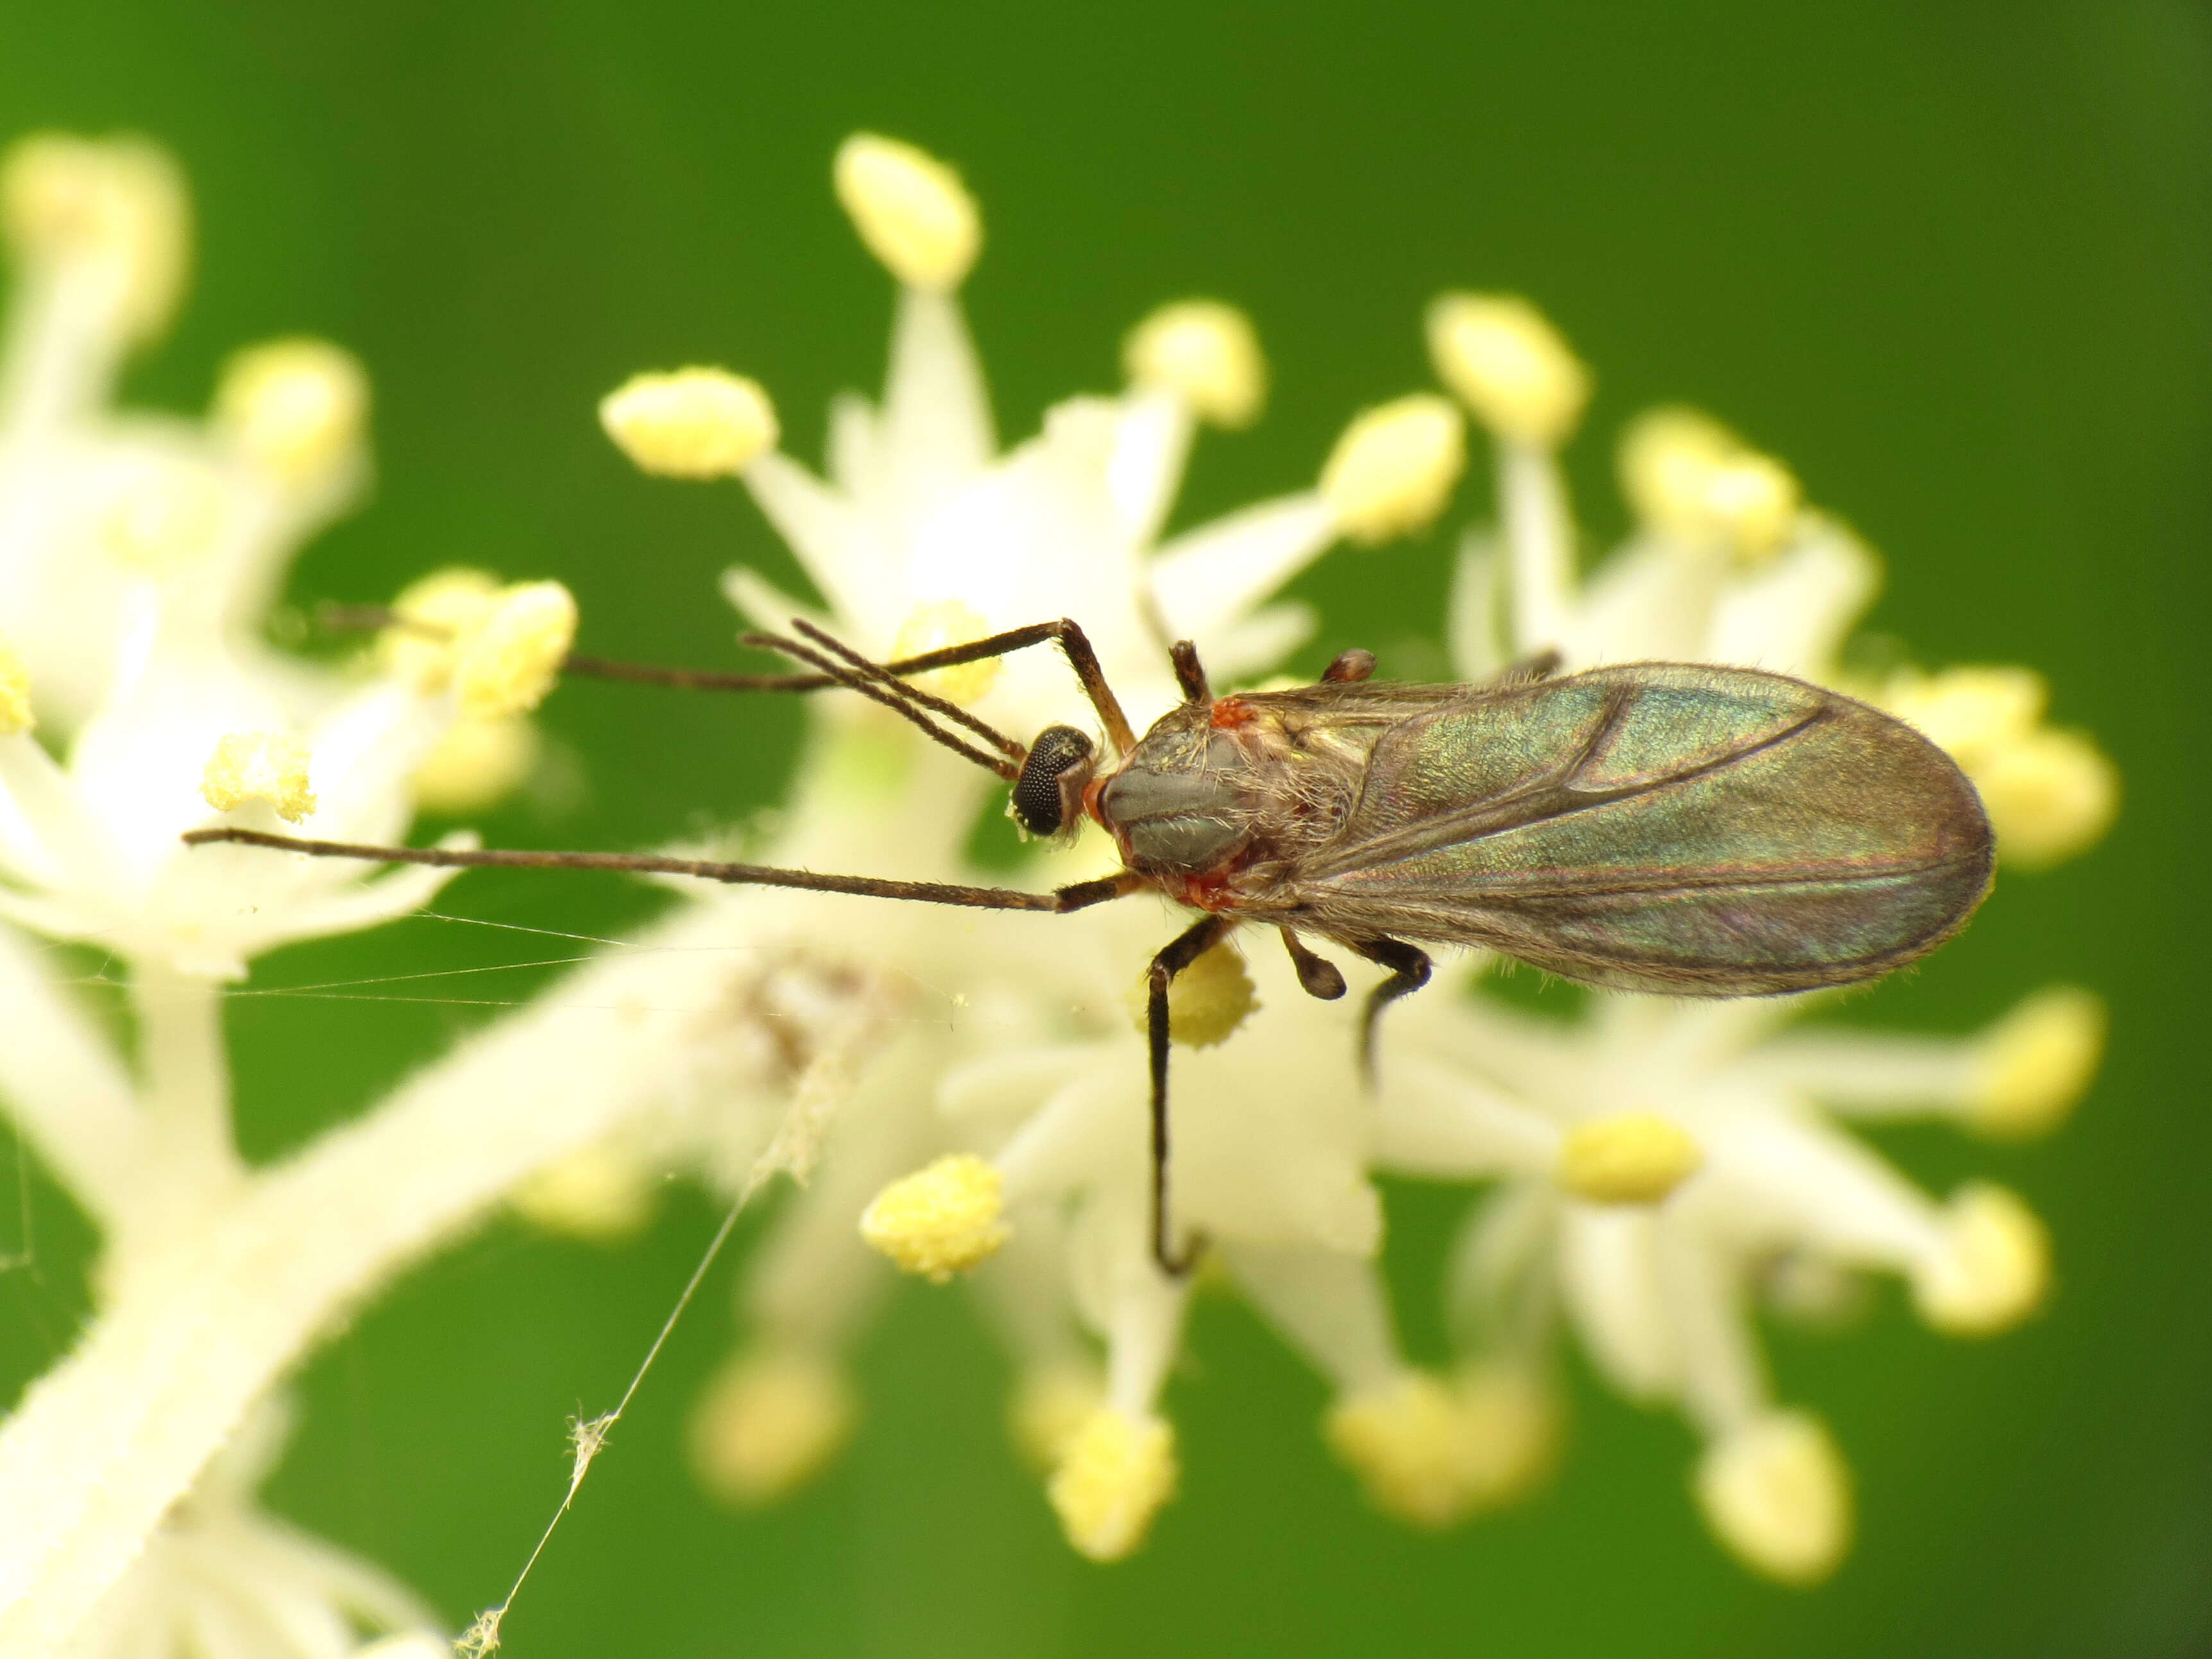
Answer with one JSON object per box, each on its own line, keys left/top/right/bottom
{"left": 1154, "top": 1228, "right": 1209, "bottom": 1279}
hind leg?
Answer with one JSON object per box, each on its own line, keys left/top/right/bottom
{"left": 1347, "top": 935, "right": 1433, "bottom": 1085}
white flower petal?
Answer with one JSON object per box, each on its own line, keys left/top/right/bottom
{"left": 738, "top": 453, "right": 876, "bottom": 629}
{"left": 822, "top": 390, "right": 880, "bottom": 499}
{"left": 1227, "top": 1243, "right": 1404, "bottom": 1393}
{"left": 1196, "top": 602, "right": 1316, "bottom": 687}
{"left": 1374, "top": 1051, "right": 1558, "bottom": 1178}
{"left": 1150, "top": 493, "right": 1337, "bottom": 640}
{"left": 1104, "top": 387, "right": 1194, "bottom": 547}
{"left": 878, "top": 287, "right": 995, "bottom": 518}
{"left": 1700, "top": 1109, "right": 1943, "bottom": 1270}
{"left": 718, "top": 564, "right": 836, "bottom": 642}
{"left": 229, "top": 862, "right": 468, "bottom": 959}
{"left": 1652, "top": 1216, "right": 1767, "bottom": 1434}
{"left": 1708, "top": 518, "right": 1878, "bottom": 677}
{"left": 1446, "top": 527, "right": 1506, "bottom": 681}
{"left": 1558, "top": 1205, "right": 1677, "bottom": 1400}
{"left": 1496, "top": 443, "right": 1577, "bottom": 654}
{"left": 0, "top": 921, "right": 141, "bottom": 1222}
{"left": 1740, "top": 1027, "right": 1974, "bottom": 1116}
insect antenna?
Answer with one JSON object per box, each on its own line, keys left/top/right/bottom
{"left": 316, "top": 602, "right": 1021, "bottom": 697}
{"left": 786, "top": 619, "right": 1025, "bottom": 763}
{"left": 315, "top": 603, "right": 1140, "bottom": 759}
{"left": 319, "top": 602, "right": 1032, "bottom": 781}
{"left": 738, "top": 627, "right": 1023, "bottom": 780}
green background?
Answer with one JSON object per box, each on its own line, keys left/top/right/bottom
{"left": 2, "top": 3, "right": 2207, "bottom": 1655}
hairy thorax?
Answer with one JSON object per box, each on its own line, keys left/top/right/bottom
{"left": 1091, "top": 697, "right": 1376, "bottom": 907}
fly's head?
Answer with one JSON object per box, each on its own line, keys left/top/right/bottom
{"left": 1009, "top": 724, "right": 1098, "bottom": 842}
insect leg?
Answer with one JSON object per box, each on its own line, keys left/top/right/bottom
{"left": 1279, "top": 928, "right": 1347, "bottom": 1000}
{"left": 1490, "top": 647, "right": 1562, "bottom": 686}
{"left": 1145, "top": 913, "right": 1235, "bottom": 1277}
{"left": 1347, "top": 935, "right": 1433, "bottom": 1085}
{"left": 183, "top": 827, "right": 1143, "bottom": 914}
{"left": 1168, "top": 639, "right": 1211, "bottom": 704}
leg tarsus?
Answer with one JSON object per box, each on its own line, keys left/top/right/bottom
{"left": 1146, "top": 914, "right": 1233, "bottom": 1276}
{"left": 1348, "top": 935, "right": 1432, "bottom": 1087}
{"left": 1280, "top": 928, "right": 1347, "bottom": 1000}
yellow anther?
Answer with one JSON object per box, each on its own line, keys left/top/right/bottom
{"left": 1694, "top": 1412, "right": 1853, "bottom": 1585}
{"left": 0, "top": 132, "right": 188, "bottom": 339}
{"left": 509, "top": 1143, "right": 655, "bottom": 1241}
{"left": 1010, "top": 1365, "right": 1107, "bottom": 1472}
{"left": 688, "top": 1349, "right": 856, "bottom": 1506}
{"left": 1879, "top": 666, "right": 2116, "bottom": 867}
{"left": 1966, "top": 985, "right": 2105, "bottom": 1139}
{"left": 1455, "top": 1359, "right": 1562, "bottom": 1508}
{"left": 410, "top": 713, "right": 542, "bottom": 815}
{"left": 1318, "top": 393, "right": 1466, "bottom": 545}
{"left": 1618, "top": 406, "right": 1798, "bottom": 561}
{"left": 832, "top": 133, "right": 981, "bottom": 293}
{"left": 98, "top": 463, "right": 227, "bottom": 574}
{"left": 1425, "top": 293, "right": 1590, "bottom": 447}
{"left": 1123, "top": 299, "right": 1266, "bottom": 428}
{"left": 1557, "top": 1112, "right": 1703, "bottom": 1204}
{"left": 453, "top": 580, "right": 577, "bottom": 719}
{"left": 1124, "top": 939, "right": 1258, "bottom": 1049}
{"left": 1972, "top": 726, "right": 2119, "bottom": 870}
{"left": 1880, "top": 664, "right": 2046, "bottom": 758}
{"left": 1046, "top": 1408, "right": 1177, "bottom": 1561}
{"left": 380, "top": 566, "right": 501, "bottom": 692}
{"left": 1912, "top": 1183, "right": 2050, "bottom": 1336}
{"left": 599, "top": 368, "right": 779, "bottom": 479}
{"left": 212, "top": 337, "right": 369, "bottom": 482}
{"left": 859, "top": 1153, "right": 1009, "bottom": 1282}
{"left": 200, "top": 731, "right": 316, "bottom": 822}
{"left": 1620, "top": 405, "right": 1735, "bottom": 532}
{"left": 0, "top": 633, "right": 33, "bottom": 736}
{"left": 1323, "top": 1372, "right": 1477, "bottom": 1528}
{"left": 1700, "top": 451, "right": 1801, "bottom": 562}
{"left": 892, "top": 599, "right": 1001, "bottom": 704}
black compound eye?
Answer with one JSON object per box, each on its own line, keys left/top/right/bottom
{"left": 1012, "top": 726, "right": 1095, "bottom": 835}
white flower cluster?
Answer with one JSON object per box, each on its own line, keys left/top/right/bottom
{"left": 0, "top": 133, "right": 577, "bottom": 1659}
{"left": 0, "top": 128, "right": 2116, "bottom": 1659}
{"left": 540, "top": 135, "right": 2115, "bottom": 1581}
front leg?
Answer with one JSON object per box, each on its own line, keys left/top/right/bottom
{"left": 1145, "top": 914, "right": 1235, "bottom": 1276}
{"left": 1348, "top": 935, "right": 1433, "bottom": 1085}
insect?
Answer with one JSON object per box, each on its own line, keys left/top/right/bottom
{"left": 191, "top": 617, "right": 1995, "bottom": 1273}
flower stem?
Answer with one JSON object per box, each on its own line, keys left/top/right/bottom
{"left": 123, "top": 957, "right": 243, "bottom": 1254}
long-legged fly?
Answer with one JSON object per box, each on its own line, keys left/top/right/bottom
{"left": 190, "top": 617, "right": 1995, "bottom": 1273}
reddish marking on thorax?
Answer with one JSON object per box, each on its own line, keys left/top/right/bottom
{"left": 1209, "top": 696, "right": 1254, "bottom": 730}
{"left": 1081, "top": 775, "right": 1109, "bottom": 829}
{"left": 1171, "top": 868, "right": 1239, "bottom": 912}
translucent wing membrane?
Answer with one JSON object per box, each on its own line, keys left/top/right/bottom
{"left": 1253, "top": 665, "right": 1993, "bottom": 994}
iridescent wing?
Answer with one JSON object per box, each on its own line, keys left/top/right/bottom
{"left": 1262, "top": 663, "right": 1993, "bottom": 995}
